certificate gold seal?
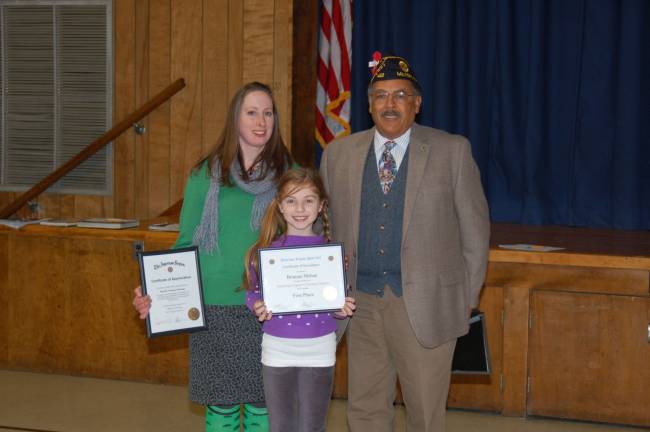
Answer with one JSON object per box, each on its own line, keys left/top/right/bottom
{"left": 188, "top": 307, "right": 200, "bottom": 320}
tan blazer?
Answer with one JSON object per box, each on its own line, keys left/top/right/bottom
{"left": 320, "top": 123, "right": 490, "bottom": 348}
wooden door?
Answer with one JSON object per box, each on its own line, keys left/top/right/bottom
{"left": 528, "top": 289, "right": 650, "bottom": 427}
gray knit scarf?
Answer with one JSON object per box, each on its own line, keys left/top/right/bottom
{"left": 192, "top": 157, "right": 278, "bottom": 254}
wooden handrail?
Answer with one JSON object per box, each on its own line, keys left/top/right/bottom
{"left": 159, "top": 199, "right": 184, "bottom": 217}
{"left": 0, "top": 78, "right": 186, "bottom": 219}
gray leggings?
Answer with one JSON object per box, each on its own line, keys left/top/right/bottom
{"left": 262, "top": 365, "right": 335, "bottom": 432}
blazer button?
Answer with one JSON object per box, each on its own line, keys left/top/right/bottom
{"left": 382, "top": 203, "right": 388, "bottom": 208}
{"left": 379, "top": 224, "right": 385, "bottom": 230}
{"left": 379, "top": 249, "right": 385, "bottom": 255}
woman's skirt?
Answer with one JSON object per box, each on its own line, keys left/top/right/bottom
{"left": 188, "top": 304, "right": 264, "bottom": 406}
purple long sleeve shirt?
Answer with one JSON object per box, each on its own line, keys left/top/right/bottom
{"left": 246, "top": 234, "right": 339, "bottom": 339}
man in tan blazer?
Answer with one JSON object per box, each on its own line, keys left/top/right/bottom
{"left": 320, "top": 55, "right": 490, "bottom": 431}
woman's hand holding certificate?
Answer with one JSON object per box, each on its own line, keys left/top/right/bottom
{"left": 133, "top": 286, "right": 152, "bottom": 319}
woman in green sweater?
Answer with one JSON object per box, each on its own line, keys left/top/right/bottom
{"left": 133, "top": 82, "right": 292, "bottom": 432}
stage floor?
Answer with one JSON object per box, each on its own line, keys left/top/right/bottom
{"left": 0, "top": 369, "right": 643, "bottom": 432}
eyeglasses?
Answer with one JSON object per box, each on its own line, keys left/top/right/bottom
{"left": 371, "top": 89, "right": 415, "bottom": 103}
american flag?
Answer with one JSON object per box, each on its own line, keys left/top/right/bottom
{"left": 315, "top": 0, "right": 353, "bottom": 152}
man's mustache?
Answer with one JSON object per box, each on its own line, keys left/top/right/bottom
{"left": 380, "top": 110, "right": 400, "bottom": 118}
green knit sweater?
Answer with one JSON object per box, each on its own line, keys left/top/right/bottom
{"left": 174, "top": 163, "right": 258, "bottom": 305}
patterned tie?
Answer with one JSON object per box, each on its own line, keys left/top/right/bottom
{"left": 378, "top": 141, "right": 397, "bottom": 194}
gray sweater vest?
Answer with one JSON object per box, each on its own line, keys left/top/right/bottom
{"left": 356, "top": 143, "right": 409, "bottom": 297}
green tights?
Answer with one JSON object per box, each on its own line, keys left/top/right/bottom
{"left": 205, "top": 404, "right": 269, "bottom": 432}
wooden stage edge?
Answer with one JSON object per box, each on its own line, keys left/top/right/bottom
{"left": 1, "top": 222, "right": 649, "bottom": 427}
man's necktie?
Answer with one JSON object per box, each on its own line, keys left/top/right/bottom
{"left": 378, "top": 141, "right": 397, "bottom": 194}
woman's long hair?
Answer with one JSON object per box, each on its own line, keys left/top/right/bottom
{"left": 242, "top": 167, "right": 331, "bottom": 291}
{"left": 193, "top": 82, "right": 291, "bottom": 184}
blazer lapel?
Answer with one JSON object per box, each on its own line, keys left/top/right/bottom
{"left": 348, "top": 128, "right": 375, "bottom": 252}
{"left": 402, "top": 124, "right": 431, "bottom": 246}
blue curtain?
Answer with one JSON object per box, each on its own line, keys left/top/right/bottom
{"left": 350, "top": 0, "right": 650, "bottom": 229}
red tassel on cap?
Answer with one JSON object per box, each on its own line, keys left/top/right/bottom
{"left": 369, "top": 51, "right": 382, "bottom": 75}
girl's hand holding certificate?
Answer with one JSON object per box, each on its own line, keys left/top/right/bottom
{"left": 334, "top": 296, "right": 356, "bottom": 319}
{"left": 253, "top": 296, "right": 356, "bottom": 322}
{"left": 253, "top": 299, "right": 273, "bottom": 322}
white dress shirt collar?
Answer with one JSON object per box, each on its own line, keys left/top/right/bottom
{"left": 373, "top": 128, "right": 412, "bottom": 170}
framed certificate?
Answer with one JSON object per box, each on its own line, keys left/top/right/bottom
{"left": 258, "top": 243, "right": 347, "bottom": 315}
{"left": 138, "top": 246, "right": 207, "bottom": 338}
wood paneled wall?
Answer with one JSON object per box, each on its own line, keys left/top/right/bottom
{"left": 0, "top": 0, "right": 296, "bottom": 220}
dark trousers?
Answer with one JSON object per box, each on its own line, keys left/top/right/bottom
{"left": 262, "top": 365, "right": 334, "bottom": 432}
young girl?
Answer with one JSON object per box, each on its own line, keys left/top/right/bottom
{"left": 243, "top": 167, "right": 355, "bottom": 432}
